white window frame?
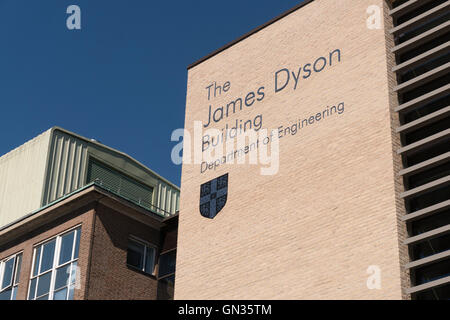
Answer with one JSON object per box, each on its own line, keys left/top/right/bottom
{"left": 28, "top": 226, "right": 81, "bottom": 300}
{"left": 0, "top": 252, "right": 23, "bottom": 300}
{"left": 127, "top": 236, "right": 157, "bottom": 276}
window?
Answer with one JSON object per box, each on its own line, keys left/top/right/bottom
{"left": 28, "top": 227, "right": 81, "bottom": 300}
{"left": 158, "top": 250, "right": 176, "bottom": 279}
{"left": 157, "top": 249, "right": 176, "bottom": 300}
{"left": 127, "top": 238, "right": 156, "bottom": 275}
{"left": 0, "top": 253, "right": 22, "bottom": 300}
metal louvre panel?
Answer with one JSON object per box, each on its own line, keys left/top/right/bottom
{"left": 87, "top": 160, "right": 153, "bottom": 211}
{"left": 87, "top": 160, "right": 121, "bottom": 193}
{"left": 391, "top": 0, "right": 450, "bottom": 298}
{"left": 390, "top": 0, "right": 438, "bottom": 17}
{"left": 119, "top": 175, "right": 153, "bottom": 208}
{"left": 42, "top": 128, "right": 179, "bottom": 216}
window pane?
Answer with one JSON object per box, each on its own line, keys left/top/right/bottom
{"left": 157, "top": 275, "right": 175, "bottom": 300}
{"left": 59, "top": 231, "right": 75, "bottom": 265}
{"left": 127, "top": 240, "right": 145, "bottom": 270}
{"left": 73, "top": 229, "right": 81, "bottom": 259}
{"left": 36, "top": 294, "right": 49, "bottom": 300}
{"left": 40, "top": 240, "right": 56, "bottom": 273}
{"left": 33, "top": 247, "right": 41, "bottom": 277}
{"left": 145, "top": 247, "right": 155, "bottom": 274}
{"left": 14, "top": 254, "right": 22, "bottom": 285}
{"left": 0, "top": 288, "right": 12, "bottom": 300}
{"left": 68, "top": 284, "right": 75, "bottom": 300}
{"left": 159, "top": 251, "right": 176, "bottom": 277}
{"left": 36, "top": 272, "right": 52, "bottom": 297}
{"left": 55, "top": 265, "right": 70, "bottom": 290}
{"left": 161, "top": 274, "right": 175, "bottom": 285}
{"left": 69, "top": 262, "right": 77, "bottom": 285}
{"left": 28, "top": 278, "right": 37, "bottom": 300}
{"left": 1, "top": 257, "right": 15, "bottom": 289}
{"left": 12, "top": 286, "right": 18, "bottom": 300}
{"left": 53, "top": 287, "right": 68, "bottom": 300}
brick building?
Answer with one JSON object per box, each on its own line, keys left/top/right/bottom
{"left": 1, "top": 0, "right": 448, "bottom": 301}
{"left": 0, "top": 128, "right": 179, "bottom": 300}
{"left": 177, "top": 0, "right": 450, "bottom": 300}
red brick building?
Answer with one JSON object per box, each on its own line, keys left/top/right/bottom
{"left": 0, "top": 128, "right": 179, "bottom": 300}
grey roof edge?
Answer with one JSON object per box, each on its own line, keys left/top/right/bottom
{"left": 0, "top": 182, "right": 172, "bottom": 234}
{"left": 0, "top": 182, "right": 96, "bottom": 233}
{"left": 49, "top": 126, "right": 180, "bottom": 191}
{"left": 187, "top": 0, "right": 315, "bottom": 70}
{"left": 0, "top": 127, "right": 52, "bottom": 162}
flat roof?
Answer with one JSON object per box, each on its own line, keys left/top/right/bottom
{"left": 187, "top": 0, "right": 315, "bottom": 70}
{"left": 0, "top": 182, "right": 178, "bottom": 239}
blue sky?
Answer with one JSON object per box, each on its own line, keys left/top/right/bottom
{"left": 0, "top": 0, "right": 304, "bottom": 185}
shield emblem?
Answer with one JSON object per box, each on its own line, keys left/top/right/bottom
{"left": 199, "top": 173, "right": 228, "bottom": 219}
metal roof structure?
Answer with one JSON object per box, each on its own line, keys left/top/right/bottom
{"left": 0, "top": 127, "right": 180, "bottom": 227}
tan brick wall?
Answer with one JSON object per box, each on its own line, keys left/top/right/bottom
{"left": 176, "top": 0, "right": 406, "bottom": 299}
